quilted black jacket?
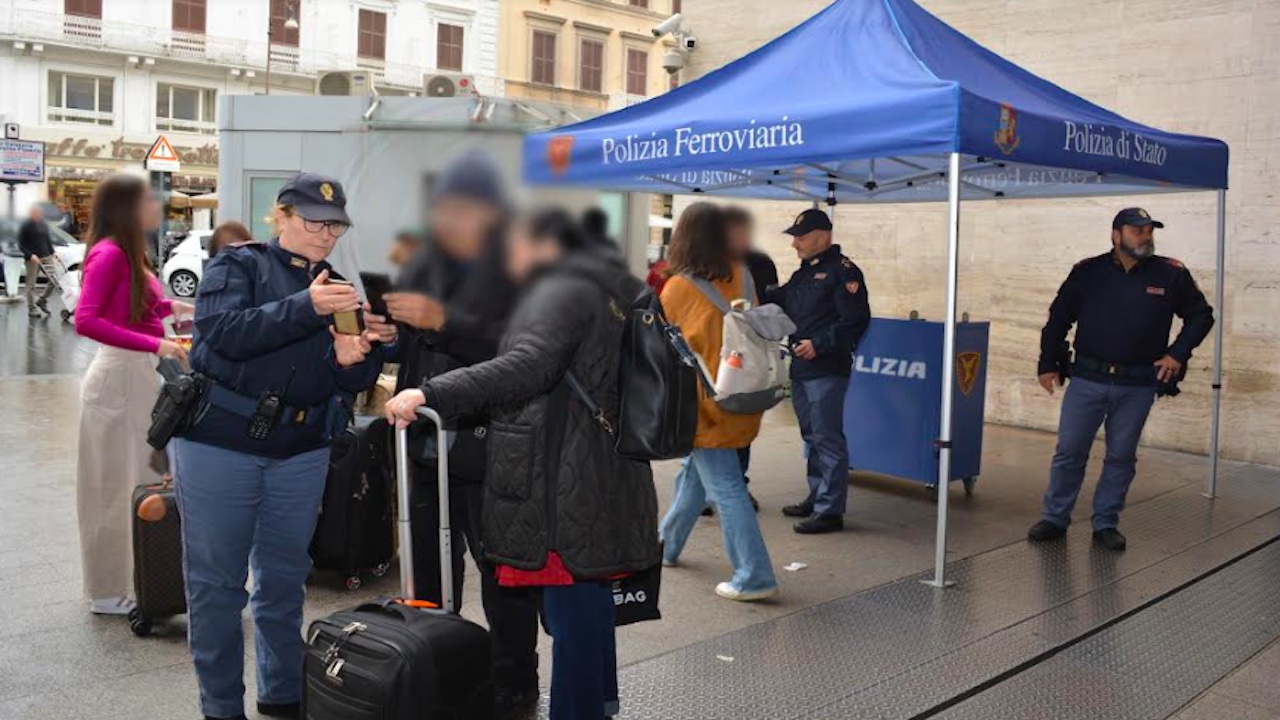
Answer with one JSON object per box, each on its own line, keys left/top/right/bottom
{"left": 421, "top": 248, "right": 660, "bottom": 579}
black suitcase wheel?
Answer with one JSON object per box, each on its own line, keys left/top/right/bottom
{"left": 129, "top": 608, "right": 153, "bottom": 637}
{"left": 371, "top": 562, "right": 390, "bottom": 578}
{"left": 60, "top": 309, "right": 71, "bottom": 322}
{"left": 345, "top": 575, "right": 363, "bottom": 591}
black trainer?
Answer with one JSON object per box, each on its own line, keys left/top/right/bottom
{"left": 257, "top": 701, "right": 300, "bottom": 718}
{"left": 782, "top": 502, "right": 813, "bottom": 518}
{"left": 1093, "top": 528, "right": 1127, "bottom": 552}
{"left": 794, "top": 513, "right": 843, "bottom": 534}
{"left": 1027, "top": 520, "right": 1067, "bottom": 543}
{"left": 495, "top": 685, "right": 540, "bottom": 720}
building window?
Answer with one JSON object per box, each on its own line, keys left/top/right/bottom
{"left": 270, "top": 0, "right": 300, "bottom": 46}
{"left": 358, "top": 9, "right": 388, "bottom": 60}
{"left": 630, "top": 0, "right": 650, "bottom": 8}
{"left": 437, "top": 23, "right": 464, "bottom": 71}
{"left": 48, "top": 72, "right": 113, "bottom": 126}
{"left": 626, "top": 48, "right": 648, "bottom": 96}
{"left": 64, "top": 0, "right": 102, "bottom": 18}
{"left": 156, "top": 83, "right": 216, "bottom": 134}
{"left": 579, "top": 39, "right": 604, "bottom": 93}
{"left": 531, "top": 31, "right": 557, "bottom": 86}
{"left": 172, "top": 0, "right": 206, "bottom": 33}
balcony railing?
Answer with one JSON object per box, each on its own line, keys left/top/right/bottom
{"left": 4, "top": 8, "right": 488, "bottom": 92}
{"left": 156, "top": 117, "right": 217, "bottom": 135}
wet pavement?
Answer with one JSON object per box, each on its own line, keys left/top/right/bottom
{"left": 0, "top": 297, "right": 1256, "bottom": 720}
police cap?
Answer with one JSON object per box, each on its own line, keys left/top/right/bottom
{"left": 783, "top": 208, "right": 833, "bottom": 236}
{"left": 1112, "top": 207, "right": 1163, "bottom": 230}
{"left": 277, "top": 173, "right": 353, "bottom": 226}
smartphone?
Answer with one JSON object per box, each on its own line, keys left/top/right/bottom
{"left": 359, "top": 272, "right": 393, "bottom": 318}
{"left": 327, "top": 278, "right": 365, "bottom": 336}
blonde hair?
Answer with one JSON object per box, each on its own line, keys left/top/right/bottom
{"left": 264, "top": 203, "right": 295, "bottom": 234}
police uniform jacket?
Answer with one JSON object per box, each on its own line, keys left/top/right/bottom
{"left": 774, "top": 244, "right": 871, "bottom": 380}
{"left": 184, "top": 240, "right": 383, "bottom": 458}
{"left": 1038, "top": 252, "right": 1214, "bottom": 386}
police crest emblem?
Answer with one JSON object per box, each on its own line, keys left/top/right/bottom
{"left": 994, "top": 104, "right": 1021, "bottom": 155}
{"left": 547, "top": 135, "right": 575, "bottom": 176}
{"left": 319, "top": 183, "right": 334, "bottom": 202}
{"left": 956, "top": 351, "right": 981, "bottom": 396}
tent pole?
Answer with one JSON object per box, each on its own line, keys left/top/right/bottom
{"left": 1204, "top": 189, "right": 1226, "bottom": 499}
{"left": 924, "top": 152, "right": 962, "bottom": 589}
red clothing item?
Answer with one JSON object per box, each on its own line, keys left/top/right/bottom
{"left": 646, "top": 259, "right": 670, "bottom": 296}
{"left": 496, "top": 552, "right": 575, "bottom": 587}
{"left": 74, "top": 240, "right": 171, "bottom": 353}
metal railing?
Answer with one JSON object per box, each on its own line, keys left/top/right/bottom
{"left": 4, "top": 8, "right": 485, "bottom": 91}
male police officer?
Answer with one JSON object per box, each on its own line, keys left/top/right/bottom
{"left": 1028, "top": 208, "right": 1214, "bottom": 552}
{"left": 774, "top": 209, "right": 871, "bottom": 534}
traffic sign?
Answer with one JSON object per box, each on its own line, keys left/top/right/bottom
{"left": 0, "top": 139, "right": 45, "bottom": 183}
{"left": 145, "top": 135, "right": 181, "bottom": 172}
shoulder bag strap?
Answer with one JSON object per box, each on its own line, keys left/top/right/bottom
{"left": 741, "top": 264, "right": 757, "bottom": 307}
{"left": 565, "top": 371, "right": 616, "bottom": 438}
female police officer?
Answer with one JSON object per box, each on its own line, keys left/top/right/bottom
{"left": 171, "top": 174, "right": 395, "bottom": 720}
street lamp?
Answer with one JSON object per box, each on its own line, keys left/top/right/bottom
{"left": 265, "top": 2, "right": 299, "bottom": 95}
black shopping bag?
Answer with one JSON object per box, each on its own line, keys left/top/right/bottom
{"left": 612, "top": 559, "right": 662, "bottom": 627}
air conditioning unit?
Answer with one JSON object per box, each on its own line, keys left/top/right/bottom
{"left": 316, "top": 71, "right": 374, "bottom": 96}
{"left": 423, "top": 73, "right": 477, "bottom": 98}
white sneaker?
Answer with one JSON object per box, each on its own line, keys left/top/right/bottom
{"left": 662, "top": 557, "right": 678, "bottom": 568}
{"left": 715, "top": 582, "right": 777, "bottom": 602}
{"left": 90, "top": 597, "right": 136, "bottom": 616}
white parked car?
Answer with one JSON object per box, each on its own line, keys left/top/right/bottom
{"left": 162, "top": 231, "right": 211, "bottom": 298}
{"left": 48, "top": 223, "right": 86, "bottom": 274}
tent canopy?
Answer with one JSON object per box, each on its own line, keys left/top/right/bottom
{"left": 522, "top": 0, "right": 1228, "bottom": 202}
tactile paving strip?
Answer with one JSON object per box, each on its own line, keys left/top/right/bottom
{"left": 935, "top": 539, "right": 1280, "bottom": 720}
{"left": 542, "top": 464, "right": 1280, "bottom": 720}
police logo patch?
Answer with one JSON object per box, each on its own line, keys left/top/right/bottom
{"left": 1137, "top": 208, "right": 1150, "bottom": 219}
{"left": 814, "top": 272, "right": 828, "bottom": 280}
{"left": 1147, "top": 286, "right": 1166, "bottom": 296}
{"left": 842, "top": 258, "right": 853, "bottom": 268}
{"left": 845, "top": 280, "right": 860, "bottom": 294}
{"left": 319, "top": 183, "right": 334, "bottom": 202}
{"left": 809, "top": 257, "right": 820, "bottom": 266}
{"left": 795, "top": 212, "right": 806, "bottom": 226}
{"left": 290, "top": 257, "right": 308, "bottom": 269}
{"left": 956, "top": 352, "right": 981, "bottom": 396}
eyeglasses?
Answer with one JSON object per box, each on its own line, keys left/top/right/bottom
{"left": 302, "top": 219, "right": 350, "bottom": 238}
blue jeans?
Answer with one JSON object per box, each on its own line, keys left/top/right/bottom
{"left": 792, "top": 375, "right": 850, "bottom": 516}
{"left": 1042, "top": 378, "right": 1157, "bottom": 531}
{"left": 543, "top": 582, "right": 618, "bottom": 720}
{"left": 660, "top": 448, "right": 777, "bottom": 593}
{"left": 171, "top": 438, "right": 329, "bottom": 719}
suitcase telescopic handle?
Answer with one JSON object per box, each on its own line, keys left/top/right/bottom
{"left": 394, "top": 407, "right": 453, "bottom": 612}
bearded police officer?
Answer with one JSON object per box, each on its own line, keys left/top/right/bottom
{"left": 773, "top": 209, "right": 871, "bottom": 535}
{"left": 1028, "top": 208, "right": 1214, "bottom": 552}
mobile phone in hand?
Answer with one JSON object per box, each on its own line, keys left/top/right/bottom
{"left": 359, "top": 272, "right": 393, "bottom": 318}
{"left": 327, "top": 278, "right": 365, "bottom": 335}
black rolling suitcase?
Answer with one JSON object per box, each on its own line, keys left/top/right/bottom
{"left": 310, "top": 418, "right": 396, "bottom": 591}
{"left": 303, "top": 408, "right": 495, "bottom": 720}
{"left": 129, "top": 480, "right": 186, "bottom": 637}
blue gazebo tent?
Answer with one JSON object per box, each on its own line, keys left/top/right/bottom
{"left": 523, "top": 0, "right": 1230, "bottom": 587}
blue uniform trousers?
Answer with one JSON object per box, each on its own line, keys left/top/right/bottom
{"left": 791, "top": 375, "right": 850, "bottom": 516}
{"left": 1042, "top": 378, "right": 1157, "bottom": 531}
{"left": 171, "top": 438, "right": 328, "bottom": 719}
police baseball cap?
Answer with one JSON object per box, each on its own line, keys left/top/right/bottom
{"left": 1112, "top": 207, "right": 1163, "bottom": 230}
{"left": 277, "top": 173, "right": 353, "bottom": 226}
{"left": 783, "top": 208, "right": 833, "bottom": 236}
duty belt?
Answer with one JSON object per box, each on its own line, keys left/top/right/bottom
{"left": 206, "top": 382, "right": 327, "bottom": 428}
{"left": 1073, "top": 356, "right": 1155, "bottom": 380}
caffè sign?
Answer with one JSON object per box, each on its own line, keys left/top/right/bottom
{"left": 46, "top": 136, "right": 218, "bottom": 167}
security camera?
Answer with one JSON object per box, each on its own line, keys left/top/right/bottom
{"left": 652, "top": 13, "right": 683, "bottom": 38}
{"left": 682, "top": 35, "right": 697, "bottom": 51}
{"left": 662, "top": 50, "right": 687, "bottom": 74}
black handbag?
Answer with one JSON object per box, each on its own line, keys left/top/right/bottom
{"left": 569, "top": 290, "right": 707, "bottom": 462}
{"left": 612, "top": 556, "right": 662, "bottom": 627}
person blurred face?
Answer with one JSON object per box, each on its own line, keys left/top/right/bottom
{"left": 138, "top": 190, "right": 163, "bottom": 233}
{"left": 388, "top": 236, "right": 417, "bottom": 267}
{"left": 277, "top": 208, "right": 347, "bottom": 264}
{"left": 505, "top": 221, "right": 563, "bottom": 284}
{"left": 431, "top": 197, "right": 501, "bottom": 262}
{"left": 791, "top": 228, "right": 832, "bottom": 260}
{"left": 28, "top": 205, "right": 43, "bottom": 222}
{"left": 727, "top": 220, "right": 753, "bottom": 261}
{"left": 1113, "top": 223, "right": 1155, "bottom": 261}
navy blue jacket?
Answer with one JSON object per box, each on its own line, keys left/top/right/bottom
{"left": 1038, "top": 252, "right": 1214, "bottom": 385}
{"left": 773, "top": 244, "right": 871, "bottom": 380}
{"left": 184, "top": 240, "right": 382, "bottom": 458}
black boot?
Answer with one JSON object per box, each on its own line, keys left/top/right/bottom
{"left": 1027, "top": 520, "right": 1067, "bottom": 543}
{"left": 495, "top": 685, "right": 539, "bottom": 720}
{"left": 794, "top": 513, "right": 843, "bottom": 534}
{"left": 257, "top": 701, "right": 300, "bottom": 718}
{"left": 1092, "top": 528, "right": 1127, "bottom": 552}
{"left": 782, "top": 502, "right": 813, "bottom": 518}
